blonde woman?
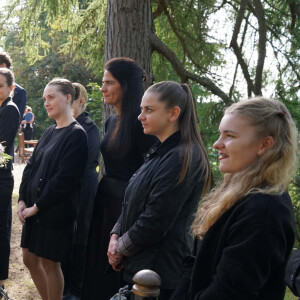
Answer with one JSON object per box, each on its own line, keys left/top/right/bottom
{"left": 62, "top": 83, "right": 100, "bottom": 300}
{"left": 171, "top": 97, "right": 298, "bottom": 300}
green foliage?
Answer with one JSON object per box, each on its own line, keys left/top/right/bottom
{"left": 196, "top": 100, "right": 225, "bottom": 182}
{"left": 86, "top": 82, "right": 103, "bottom": 135}
{"left": 1, "top": 14, "right": 100, "bottom": 138}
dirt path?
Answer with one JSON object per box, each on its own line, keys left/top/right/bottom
{"left": 5, "top": 161, "right": 41, "bottom": 300}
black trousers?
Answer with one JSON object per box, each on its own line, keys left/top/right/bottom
{"left": 0, "top": 172, "right": 13, "bottom": 280}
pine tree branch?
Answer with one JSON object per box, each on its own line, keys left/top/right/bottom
{"left": 149, "top": 33, "right": 232, "bottom": 105}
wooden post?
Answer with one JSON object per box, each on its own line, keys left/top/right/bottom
{"left": 132, "top": 269, "right": 161, "bottom": 300}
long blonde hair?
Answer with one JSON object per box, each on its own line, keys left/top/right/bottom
{"left": 192, "top": 97, "right": 298, "bottom": 238}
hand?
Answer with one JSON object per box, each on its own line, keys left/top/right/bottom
{"left": 22, "top": 205, "right": 39, "bottom": 220}
{"left": 17, "top": 200, "right": 27, "bottom": 225}
{"left": 107, "top": 234, "right": 124, "bottom": 271}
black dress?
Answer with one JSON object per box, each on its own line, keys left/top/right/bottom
{"left": 82, "top": 115, "right": 157, "bottom": 300}
{"left": 63, "top": 112, "right": 101, "bottom": 296}
{"left": 19, "top": 122, "right": 88, "bottom": 262}
{"left": 0, "top": 97, "right": 20, "bottom": 280}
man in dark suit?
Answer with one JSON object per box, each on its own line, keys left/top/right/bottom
{"left": 0, "top": 52, "right": 27, "bottom": 117}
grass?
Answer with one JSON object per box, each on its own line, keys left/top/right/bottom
{"left": 285, "top": 288, "right": 298, "bottom": 300}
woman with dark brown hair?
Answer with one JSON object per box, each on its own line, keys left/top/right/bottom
{"left": 0, "top": 68, "right": 20, "bottom": 299}
{"left": 108, "top": 81, "right": 211, "bottom": 300}
{"left": 83, "top": 58, "right": 157, "bottom": 300}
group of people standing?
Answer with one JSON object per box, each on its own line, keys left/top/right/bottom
{"left": 0, "top": 53, "right": 298, "bottom": 300}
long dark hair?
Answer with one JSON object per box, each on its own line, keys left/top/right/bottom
{"left": 105, "top": 57, "right": 145, "bottom": 156}
{"left": 146, "top": 81, "right": 211, "bottom": 193}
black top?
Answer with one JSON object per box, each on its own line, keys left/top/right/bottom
{"left": 114, "top": 131, "right": 206, "bottom": 289}
{"left": 74, "top": 112, "right": 100, "bottom": 244}
{"left": 19, "top": 122, "right": 88, "bottom": 227}
{"left": 76, "top": 111, "right": 100, "bottom": 175}
{"left": 100, "top": 115, "right": 157, "bottom": 181}
{"left": 26, "top": 126, "right": 71, "bottom": 206}
{"left": 171, "top": 192, "right": 295, "bottom": 300}
{"left": 0, "top": 97, "right": 20, "bottom": 170}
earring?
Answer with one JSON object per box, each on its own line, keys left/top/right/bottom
{"left": 258, "top": 150, "right": 263, "bottom": 156}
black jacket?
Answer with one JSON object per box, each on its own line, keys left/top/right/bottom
{"left": 116, "top": 131, "right": 206, "bottom": 289}
{"left": 0, "top": 97, "right": 20, "bottom": 170}
{"left": 13, "top": 83, "right": 27, "bottom": 118}
{"left": 19, "top": 122, "right": 88, "bottom": 228}
{"left": 171, "top": 192, "right": 295, "bottom": 300}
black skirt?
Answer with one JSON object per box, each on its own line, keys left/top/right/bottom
{"left": 21, "top": 216, "right": 72, "bottom": 263}
{"left": 82, "top": 176, "right": 128, "bottom": 300}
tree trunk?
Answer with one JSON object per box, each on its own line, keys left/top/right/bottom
{"left": 103, "top": 0, "right": 154, "bottom": 119}
{"left": 105, "top": 0, "right": 154, "bottom": 85}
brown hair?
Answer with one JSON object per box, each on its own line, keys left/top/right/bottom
{"left": 0, "top": 52, "right": 12, "bottom": 69}
{"left": 0, "top": 68, "right": 14, "bottom": 86}
{"left": 146, "top": 81, "right": 211, "bottom": 193}
{"left": 47, "top": 78, "right": 76, "bottom": 103}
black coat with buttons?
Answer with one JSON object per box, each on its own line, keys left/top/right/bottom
{"left": 118, "top": 131, "right": 207, "bottom": 289}
{"left": 170, "top": 192, "right": 295, "bottom": 300}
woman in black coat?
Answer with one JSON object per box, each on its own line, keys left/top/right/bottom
{"left": 108, "top": 81, "right": 211, "bottom": 300}
{"left": 0, "top": 68, "right": 20, "bottom": 297}
{"left": 171, "top": 97, "right": 298, "bottom": 300}
{"left": 17, "top": 78, "right": 88, "bottom": 300}
{"left": 62, "top": 82, "right": 100, "bottom": 300}
{"left": 83, "top": 58, "right": 157, "bottom": 300}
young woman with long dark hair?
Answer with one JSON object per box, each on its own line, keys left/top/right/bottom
{"left": 83, "top": 58, "right": 157, "bottom": 300}
{"left": 108, "top": 81, "right": 211, "bottom": 300}
{"left": 17, "top": 78, "right": 88, "bottom": 300}
{"left": 171, "top": 97, "right": 298, "bottom": 300}
{"left": 0, "top": 68, "right": 20, "bottom": 298}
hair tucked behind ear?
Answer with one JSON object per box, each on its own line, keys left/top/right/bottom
{"left": 146, "top": 81, "right": 211, "bottom": 194}
{"left": 192, "top": 97, "right": 298, "bottom": 238}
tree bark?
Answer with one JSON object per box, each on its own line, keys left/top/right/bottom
{"left": 252, "top": 0, "right": 266, "bottom": 96}
{"left": 150, "top": 33, "right": 232, "bottom": 105}
{"left": 104, "top": 0, "right": 231, "bottom": 108}
{"left": 230, "top": 0, "right": 254, "bottom": 97}
{"left": 105, "top": 0, "right": 153, "bottom": 85}
{"left": 104, "top": 0, "right": 154, "bottom": 119}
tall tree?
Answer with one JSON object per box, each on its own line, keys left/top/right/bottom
{"left": 1, "top": 0, "right": 298, "bottom": 105}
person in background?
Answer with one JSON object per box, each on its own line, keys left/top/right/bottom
{"left": 21, "top": 106, "right": 35, "bottom": 141}
{"left": 0, "top": 52, "right": 26, "bottom": 118}
{"left": 63, "top": 83, "right": 100, "bottom": 300}
{"left": 170, "top": 97, "right": 297, "bottom": 300}
{"left": 0, "top": 68, "right": 20, "bottom": 299}
{"left": 17, "top": 78, "right": 88, "bottom": 300}
{"left": 83, "top": 57, "right": 157, "bottom": 300}
{"left": 108, "top": 81, "right": 211, "bottom": 300}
